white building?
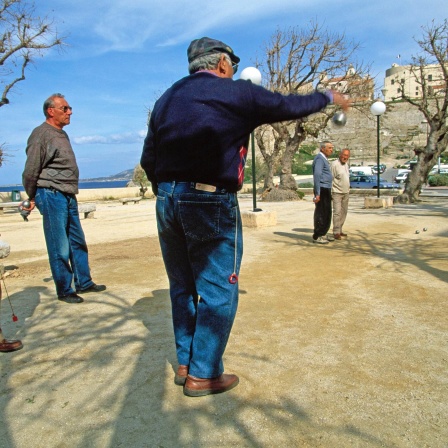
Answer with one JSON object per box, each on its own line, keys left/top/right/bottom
{"left": 382, "top": 63, "right": 445, "bottom": 102}
{"left": 321, "top": 66, "right": 374, "bottom": 103}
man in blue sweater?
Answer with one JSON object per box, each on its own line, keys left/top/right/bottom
{"left": 141, "top": 37, "right": 349, "bottom": 397}
{"left": 312, "top": 141, "right": 335, "bottom": 244}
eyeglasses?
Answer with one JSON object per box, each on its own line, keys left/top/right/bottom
{"left": 232, "top": 63, "right": 238, "bottom": 74}
{"left": 50, "top": 106, "right": 73, "bottom": 113}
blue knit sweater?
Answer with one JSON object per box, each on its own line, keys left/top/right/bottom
{"left": 141, "top": 72, "right": 331, "bottom": 192}
{"left": 312, "top": 152, "right": 333, "bottom": 196}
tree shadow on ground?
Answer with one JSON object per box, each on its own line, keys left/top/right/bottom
{"left": 107, "top": 289, "right": 391, "bottom": 447}
{"left": 277, "top": 203, "right": 448, "bottom": 284}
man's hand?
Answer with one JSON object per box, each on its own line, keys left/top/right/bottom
{"left": 331, "top": 91, "right": 351, "bottom": 112}
{"left": 313, "top": 195, "right": 320, "bottom": 204}
{"left": 21, "top": 199, "right": 35, "bottom": 211}
{"left": 19, "top": 199, "right": 35, "bottom": 222}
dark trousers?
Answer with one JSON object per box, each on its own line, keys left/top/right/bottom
{"left": 313, "top": 187, "right": 332, "bottom": 239}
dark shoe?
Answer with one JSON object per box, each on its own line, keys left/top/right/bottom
{"left": 183, "top": 373, "right": 239, "bottom": 397}
{"left": 340, "top": 232, "right": 348, "bottom": 237}
{"left": 334, "top": 233, "right": 342, "bottom": 240}
{"left": 58, "top": 293, "right": 84, "bottom": 304}
{"left": 76, "top": 283, "right": 106, "bottom": 294}
{"left": 174, "top": 365, "right": 189, "bottom": 386}
{"left": 0, "top": 338, "right": 24, "bottom": 353}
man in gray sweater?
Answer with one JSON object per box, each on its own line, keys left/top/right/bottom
{"left": 22, "top": 93, "right": 106, "bottom": 303}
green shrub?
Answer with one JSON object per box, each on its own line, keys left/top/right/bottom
{"left": 298, "top": 182, "right": 314, "bottom": 188}
{"left": 261, "top": 188, "right": 304, "bottom": 201}
{"left": 427, "top": 174, "right": 448, "bottom": 186}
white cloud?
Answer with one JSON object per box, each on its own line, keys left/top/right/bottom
{"left": 73, "top": 131, "right": 146, "bottom": 145}
{"left": 42, "top": 0, "right": 310, "bottom": 53}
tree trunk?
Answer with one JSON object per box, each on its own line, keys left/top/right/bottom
{"left": 264, "top": 163, "right": 276, "bottom": 189}
{"left": 255, "top": 127, "right": 280, "bottom": 189}
{"left": 278, "top": 124, "right": 305, "bottom": 190}
{"left": 395, "top": 129, "right": 447, "bottom": 203}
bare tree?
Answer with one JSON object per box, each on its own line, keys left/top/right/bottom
{"left": 132, "top": 164, "right": 150, "bottom": 197}
{"left": 254, "top": 125, "right": 283, "bottom": 188}
{"left": 254, "top": 22, "right": 371, "bottom": 190}
{"left": 1, "top": 0, "right": 65, "bottom": 165}
{"left": 394, "top": 20, "right": 448, "bottom": 203}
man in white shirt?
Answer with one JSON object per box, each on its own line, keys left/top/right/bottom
{"left": 331, "top": 148, "right": 351, "bottom": 240}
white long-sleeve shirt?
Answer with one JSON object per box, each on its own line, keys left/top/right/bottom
{"left": 331, "top": 159, "right": 350, "bottom": 194}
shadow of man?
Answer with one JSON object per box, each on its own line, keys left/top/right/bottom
{"left": 0, "top": 285, "right": 48, "bottom": 447}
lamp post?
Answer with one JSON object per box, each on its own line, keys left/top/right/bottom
{"left": 370, "top": 100, "right": 386, "bottom": 198}
{"left": 240, "top": 67, "right": 262, "bottom": 212}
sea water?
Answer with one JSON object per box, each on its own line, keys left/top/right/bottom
{"left": 0, "top": 180, "right": 129, "bottom": 193}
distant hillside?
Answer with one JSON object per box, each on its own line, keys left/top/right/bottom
{"left": 81, "top": 168, "right": 134, "bottom": 182}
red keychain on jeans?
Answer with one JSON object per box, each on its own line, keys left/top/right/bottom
{"left": 228, "top": 210, "right": 239, "bottom": 284}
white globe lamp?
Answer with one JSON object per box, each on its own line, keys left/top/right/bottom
{"left": 240, "top": 67, "right": 262, "bottom": 86}
{"left": 370, "top": 101, "right": 386, "bottom": 116}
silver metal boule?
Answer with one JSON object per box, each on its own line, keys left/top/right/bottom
{"left": 332, "top": 111, "right": 347, "bottom": 127}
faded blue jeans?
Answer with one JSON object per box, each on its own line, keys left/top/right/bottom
{"left": 156, "top": 182, "right": 243, "bottom": 378}
{"left": 34, "top": 187, "right": 94, "bottom": 298}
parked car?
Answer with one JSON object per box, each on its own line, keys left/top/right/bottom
{"left": 349, "top": 166, "right": 373, "bottom": 176}
{"left": 429, "top": 165, "right": 448, "bottom": 174}
{"left": 350, "top": 175, "right": 401, "bottom": 189}
{"left": 394, "top": 172, "right": 409, "bottom": 183}
{"left": 371, "top": 164, "right": 386, "bottom": 174}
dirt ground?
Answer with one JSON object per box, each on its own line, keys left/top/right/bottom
{"left": 1, "top": 195, "right": 447, "bottom": 448}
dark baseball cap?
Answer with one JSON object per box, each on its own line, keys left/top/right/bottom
{"left": 187, "top": 37, "right": 240, "bottom": 64}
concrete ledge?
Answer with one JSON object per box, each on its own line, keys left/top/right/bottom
{"left": 241, "top": 210, "right": 277, "bottom": 228}
{"left": 0, "top": 202, "right": 21, "bottom": 214}
{"left": 364, "top": 196, "right": 394, "bottom": 209}
{"left": 78, "top": 203, "right": 96, "bottom": 219}
{"left": 122, "top": 197, "right": 142, "bottom": 205}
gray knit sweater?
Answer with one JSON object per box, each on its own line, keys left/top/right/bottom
{"left": 22, "top": 122, "right": 79, "bottom": 199}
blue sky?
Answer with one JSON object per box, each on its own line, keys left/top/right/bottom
{"left": 0, "top": 0, "right": 446, "bottom": 185}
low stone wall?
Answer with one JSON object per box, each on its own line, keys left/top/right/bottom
{"left": 295, "top": 188, "right": 403, "bottom": 197}
{"left": 76, "top": 187, "right": 142, "bottom": 202}
{"left": 0, "top": 187, "right": 142, "bottom": 203}
{"left": 1, "top": 186, "right": 402, "bottom": 205}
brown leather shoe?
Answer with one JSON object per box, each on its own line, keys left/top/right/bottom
{"left": 174, "top": 365, "right": 188, "bottom": 385}
{"left": 334, "top": 233, "right": 342, "bottom": 240}
{"left": 184, "top": 373, "right": 239, "bottom": 397}
{"left": 0, "top": 338, "right": 23, "bottom": 353}
{"left": 340, "top": 232, "right": 348, "bottom": 237}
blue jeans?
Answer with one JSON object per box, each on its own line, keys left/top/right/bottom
{"left": 34, "top": 187, "right": 93, "bottom": 297}
{"left": 156, "top": 182, "right": 243, "bottom": 378}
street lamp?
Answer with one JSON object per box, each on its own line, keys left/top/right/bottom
{"left": 240, "top": 67, "right": 262, "bottom": 212}
{"left": 370, "top": 100, "right": 386, "bottom": 198}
